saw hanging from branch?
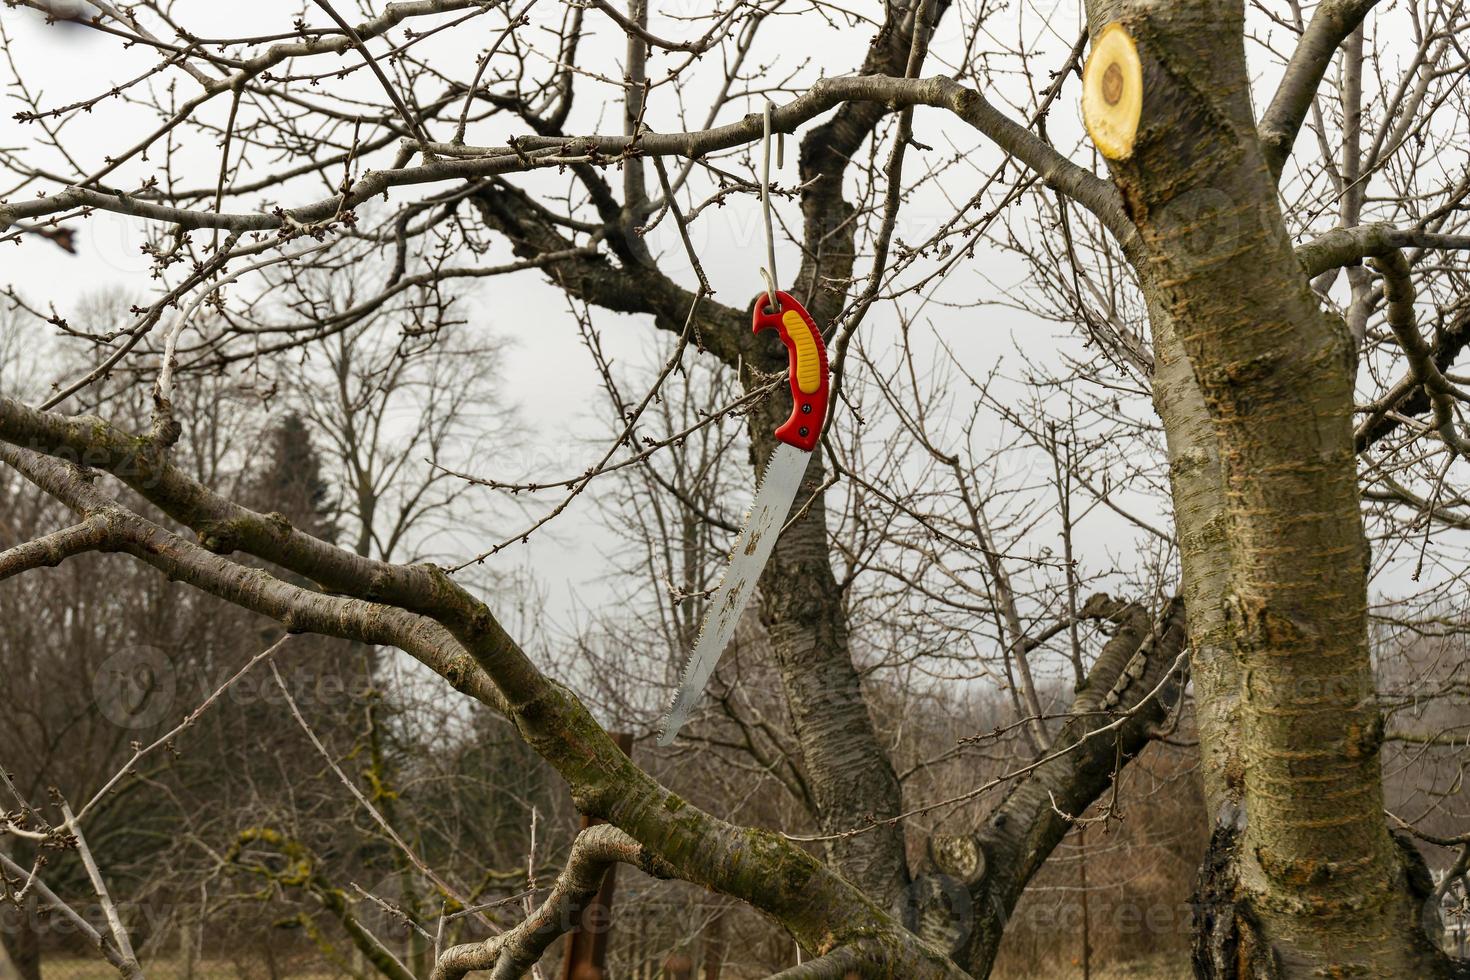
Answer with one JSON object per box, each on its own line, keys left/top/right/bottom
{"left": 658, "top": 289, "right": 830, "bottom": 745}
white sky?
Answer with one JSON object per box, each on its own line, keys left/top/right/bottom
{"left": 0, "top": 1, "right": 1443, "bottom": 695}
{"left": 1, "top": 1, "right": 1132, "bottom": 634}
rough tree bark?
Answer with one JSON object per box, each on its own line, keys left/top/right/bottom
{"left": 1083, "top": 2, "right": 1461, "bottom": 975}
{"left": 1147, "top": 294, "right": 1240, "bottom": 820}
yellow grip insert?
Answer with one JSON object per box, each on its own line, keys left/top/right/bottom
{"left": 782, "top": 309, "right": 822, "bottom": 394}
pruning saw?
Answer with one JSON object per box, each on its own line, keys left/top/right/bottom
{"left": 658, "top": 290, "right": 830, "bottom": 745}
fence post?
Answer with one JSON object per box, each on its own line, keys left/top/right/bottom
{"left": 702, "top": 910, "right": 723, "bottom": 980}
{"left": 560, "top": 731, "right": 634, "bottom": 980}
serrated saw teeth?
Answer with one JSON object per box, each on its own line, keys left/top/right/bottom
{"left": 657, "top": 441, "right": 810, "bottom": 745}
{"left": 657, "top": 295, "right": 829, "bottom": 746}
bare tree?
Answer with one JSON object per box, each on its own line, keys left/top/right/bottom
{"left": 1, "top": 0, "right": 1468, "bottom": 977}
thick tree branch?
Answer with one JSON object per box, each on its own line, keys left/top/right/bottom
{"left": 764, "top": 946, "right": 873, "bottom": 979}
{"left": 2, "top": 75, "right": 1127, "bottom": 241}
{"left": 1369, "top": 250, "right": 1470, "bottom": 455}
{"left": 0, "top": 395, "right": 508, "bottom": 635}
{"left": 1297, "top": 222, "right": 1470, "bottom": 277}
{"left": 1356, "top": 298, "right": 1470, "bottom": 451}
{"left": 469, "top": 182, "right": 753, "bottom": 368}
{"left": 931, "top": 597, "right": 1188, "bottom": 975}
{"left": 430, "top": 824, "right": 671, "bottom": 980}
{"left": 1292, "top": 226, "right": 1470, "bottom": 490}
{"left": 0, "top": 420, "right": 968, "bottom": 979}
{"left": 1258, "top": 0, "right": 1382, "bottom": 179}
{"left": 0, "top": 514, "right": 112, "bottom": 581}
{"left": 0, "top": 442, "right": 511, "bottom": 716}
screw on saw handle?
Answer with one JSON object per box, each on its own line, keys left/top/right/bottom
{"left": 752, "top": 291, "right": 829, "bottom": 452}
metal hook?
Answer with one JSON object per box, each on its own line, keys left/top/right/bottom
{"left": 759, "top": 267, "right": 778, "bottom": 314}
{"left": 760, "top": 101, "right": 779, "bottom": 313}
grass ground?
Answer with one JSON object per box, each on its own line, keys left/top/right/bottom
{"left": 992, "top": 951, "right": 1188, "bottom": 979}
{"left": 38, "top": 951, "right": 1190, "bottom": 979}
{"left": 39, "top": 959, "right": 344, "bottom": 980}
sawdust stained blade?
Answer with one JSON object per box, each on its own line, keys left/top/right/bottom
{"left": 657, "top": 442, "right": 809, "bottom": 745}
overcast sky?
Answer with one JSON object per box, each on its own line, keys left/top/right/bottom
{"left": 4, "top": 1, "right": 1437, "bottom": 694}
{"left": 3, "top": 1, "right": 1136, "bottom": 635}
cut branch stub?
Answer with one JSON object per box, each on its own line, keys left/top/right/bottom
{"left": 1083, "top": 23, "right": 1143, "bottom": 160}
{"left": 928, "top": 834, "right": 985, "bottom": 885}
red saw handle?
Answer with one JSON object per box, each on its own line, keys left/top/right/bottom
{"left": 753, "top": 291, "right": 829, "bottom": 452}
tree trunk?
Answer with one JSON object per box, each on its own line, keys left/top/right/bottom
{"left": 1083, "top": 2, "right": 1459, "bottom": 974}
{"left": 747, "top": 387, "right": 911, "bottom": 911}
{"left": 0, "top": 895, "right": 42, "bottom": 980}
{"left": 1147, "top": 292, "right": 1242, "bottom": 820}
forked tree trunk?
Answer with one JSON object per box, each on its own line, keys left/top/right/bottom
{"left": 1082, "top": 1, "right": 1463, "bottom": 975}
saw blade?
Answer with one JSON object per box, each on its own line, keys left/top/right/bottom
{"left": 658, "top": 441, "right": 810, "bottom": 745}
